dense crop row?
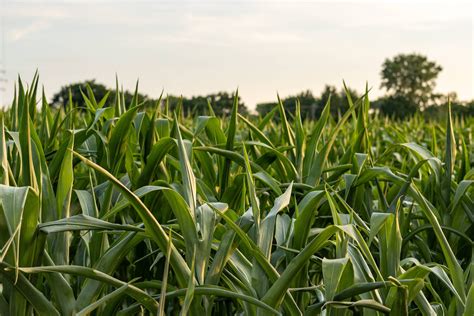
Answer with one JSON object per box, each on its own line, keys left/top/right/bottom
{"left": 0, "top": 74, "right": 472, "bottom": 315}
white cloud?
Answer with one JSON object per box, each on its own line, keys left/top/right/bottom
{"left": 3, "top": 5, "right": 70, "bottom": 41}
{"left": 8, "top": 20, "right": 50, "bottom": 41}
{"left": 2, "top": 6, "right": 70, "bottom": 19}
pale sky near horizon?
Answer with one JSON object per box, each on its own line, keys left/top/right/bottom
{"left": 0, "top": 0, "right": 473, "bottom": 109}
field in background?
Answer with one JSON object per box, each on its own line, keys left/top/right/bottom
{"left": 0, "top": 74, "right": 473, "bottom": 315}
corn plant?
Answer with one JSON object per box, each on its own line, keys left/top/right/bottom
{"left": 0, "top": 74, "right": 472, "bottom": 315}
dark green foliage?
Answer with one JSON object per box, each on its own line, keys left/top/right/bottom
{"left": 256, "top": 86, "right": 358, "bottom": 120}
{"left": 425, "top": 100, "right": 474, "bottom": 119}
{"left": 51, "top": 80, "right": 248, "bottom": 117}
{"left": 165, "top": 91, "right": 248, "bottom": 117}
{"left": 374, "top": 95, "right": 418, "bottom": 118}
{"left": 380, "top": 53, "right": 442, "bottom": 108}
{"left": 51, "top": 79, "right": 146, "bottom": 110}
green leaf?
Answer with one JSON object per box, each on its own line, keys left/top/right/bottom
{"left": 0, "top": 118, "right": 10, "bottom": 185}
{"left": 0, "top": 262, "right": 60, "bottom": 316}
{"left": 163, "top": 285, "right": 281, "bottom": 315}
{"left": 464, "top": 284, "right": 474, "bottom": 316}
{"left": 73, "top": 152, "right": 192, "bottom": 288}
{"left": 19, "top": 265, "right": 159, "bottom": 314}
{"left": 220, "top": 89, "right": 239, "bottom": 195}
{"left": 0, "top": 185, "right": 40, "bottom": 281}
{"left": 175, "top": 114, "right": 197, "bottom": 214}
{"left": 324, "top": 299, "right": 390, "bottom": 314}
{"left": 322, "top": 257, "right": 354, "bottom": 301}
{"left": 76, "top": 283, "right": 128, "bottom": 316}
{"left": 108, "top": 105, "right": 140, "bottom": 169}
{"left": 38, "top": 214, "right": 144, "bottom": 233}
{"left": 262, "top": 225, "right": 339, "bottom": 308}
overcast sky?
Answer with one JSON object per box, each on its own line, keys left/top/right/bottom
{"left": 0, "top": 0, "right": 472, "bottom": 109}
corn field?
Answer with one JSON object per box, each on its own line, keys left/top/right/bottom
{"left": 0, "top": 74, "right": 473, "bottom": 315}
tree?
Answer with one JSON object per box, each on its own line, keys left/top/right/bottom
{"left": 164, "top": 92, "right": 247, "bottom": 117}
{"left": 256, "top": 86, "right": 359, "bottom": 120}
{"left": 424, "top": 94, "right": 474, "bottom": 119}
{"left": 256, "top": 102, "right": 277, "bottom": 117}
{"left": 51, "top": 79, "right": 148, "bottom": 110}
{"left": 380, "top": 53, "right": 442, "bottom": 109}
{"left": 51, "top": 80, "right": 107, "bottom": 109}
{"left": 376, "top": 95, "right": 418, "bottom": 119}
{"left": 256, "top": 90, "right": 319, "bottom": 120}
{"left": 319, "top": 85, "right": 359, "bottom": 118}
{"left": 52, "top": 80, "right": 247, "bottom": 117}
{"left": 282, "top": 90, "right": 319, "bottom": 120}
{"left": 205, "top": 92, "right": 248, "bottom": 116}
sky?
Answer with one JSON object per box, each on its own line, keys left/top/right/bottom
{"left": 0, "top": 0, "right": 473, "bottom": 109}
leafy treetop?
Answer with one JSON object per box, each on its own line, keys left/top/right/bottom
{"left": 380, "top": 53, "right": 442, "bottom": 108}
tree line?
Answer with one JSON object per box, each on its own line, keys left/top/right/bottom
{"left": 51, "top": 81, "right": 247, "bottom": 117}
{"left": 51, "top": 53, "right": 474, "bottom": 119}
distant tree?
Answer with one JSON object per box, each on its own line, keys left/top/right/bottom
{"left": 256, "top": 102, "right": 277, "bottom": 117}
{"left": 256, "top": 87, "right": 359, "bottom": 120}
{"left": 380, "top": 53, "right": 442, "bottom": 110}
{"left": 438, "top": 92, "right": 459, "bottom": 105}
{"left": 424, "top": 94, "right": 474, "bottom": 119}
{"left": 51, "top": 80, "right": 107, "bottom": 109}
{"left": 164, "top": 92, "right": 247, "bottom": 117}
{"left": 256, "top": 90, "right": 319, "bottom": 120}
{"left": 205, "top": 92, "right": 247, "bottom": 116}
{"left": 376, "top": 95, "right": 418, "bottom": 119}
{"left": 282, "top": 90, "right": 319, "bottom": 120}
{"left": 319, "top": 85, "right": 359, "bottom": 117}
{"left": 51, "top": 80, "right": 148, "bottom": 110}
